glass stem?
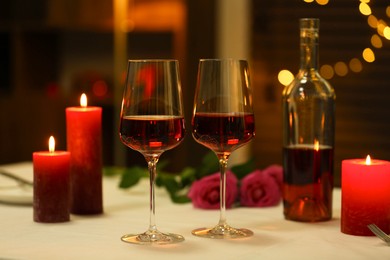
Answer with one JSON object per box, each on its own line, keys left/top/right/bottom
{"left": 146, "top": 155, "right": 159, "bottom": 233}
{"left": 218, "top": 154, "right": 229, "bottom": 227}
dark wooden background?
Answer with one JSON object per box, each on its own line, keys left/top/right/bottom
{"left": 1, "top": 0, "right": 390, "bottom": 187}
{"left": 251, "top": 0, "right": 390, "bottom": 186}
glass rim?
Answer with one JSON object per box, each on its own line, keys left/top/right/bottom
{"left": 199, "top": 58, "right": 248, "bottom": 62}
{"left": 127, "top": 59, "right": 178, "bottom": 63}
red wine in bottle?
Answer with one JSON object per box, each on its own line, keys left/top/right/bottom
{"left": 283, "top": 145, "right": 333, "bottom": 222}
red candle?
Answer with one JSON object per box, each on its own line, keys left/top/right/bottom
{"left": 66, "top": 94, "right": 103, "bottom": 215}
{"left": 341, "top": 155, "right": 390, "bottom": 236}
{"left": 33, "top": 136, "right": 70, "bottom": 223}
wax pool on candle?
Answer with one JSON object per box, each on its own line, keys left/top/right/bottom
{"left": 33, "top": 136, "right": 70, "bottom": 223}
{"left": 66, "top": 94, "right": 103, "bottom": 215}
{"left": 341, "top": 156, "right": 390, "bottom": 236}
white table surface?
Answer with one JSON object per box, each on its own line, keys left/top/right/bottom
{"left": 0, "top": 162, "right": 389, "bottom": 260}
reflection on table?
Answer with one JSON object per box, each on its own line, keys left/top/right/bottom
{"left": 0, "top": 162, "right": 388, "bottom": 259}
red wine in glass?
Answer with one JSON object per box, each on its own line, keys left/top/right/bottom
{"left": 120, "top": 115, "right": 185, "bottom": 153}
{"left": 191, "top": 59, "right": 255, "bottom": 239}
{"left": 283, "top": 144, "right": 333, "bottom": 222}
{"left": 119, "top": 59, "right": 185, "bottom": 245}
{"left": 192, "top": 112, "right": 255, "bottom": 153}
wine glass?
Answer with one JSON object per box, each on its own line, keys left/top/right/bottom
{"left": 119, "top": 60, "right": 186, "bottom": 245}
{"left": 191, "top": 59, "right": 255, "bottom": 239}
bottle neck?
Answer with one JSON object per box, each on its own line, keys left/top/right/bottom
{"left": 299, "top": 27, "right": 319, "bottom": 72}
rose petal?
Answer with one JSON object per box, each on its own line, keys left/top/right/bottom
{"left": 263, "top": 164, "right": 283, "bottom": 191}
{"left": 188, "top": 171, "right": 238, "bottom": 209}
{"left": 240, "top": 169, "right": 281, "bottom": 207}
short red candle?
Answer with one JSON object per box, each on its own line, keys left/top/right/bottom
{"left": 33, "top": 136, "right": 70, "bottom": 223}
{"left": 341, "top": 156, "right": 390, "bottom": 236}
{"left": 66, "top": 94, "right": 103, "bottom": 215}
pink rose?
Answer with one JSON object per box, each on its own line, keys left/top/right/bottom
{"left": 240, "top": 165, "right": 283, "bottom": 207}
{"left": 263, "top": 164, "right": 283, "bottom": 191}
{"left": 188, "top": 171, "right": 238, "bottom": 209}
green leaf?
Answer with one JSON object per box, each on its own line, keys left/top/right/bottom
{"left": 119, "top": 166, "right": 148, "bottom": 189}
{"left": 231, "top": 158, "right": 256, "bottom": 180}
{"left": 155, "top": 172, "right": 192, "bottom": 204}
{"left": 157, "top": 174, "right": 180, "bottom": 192}
{"left": 157, "top": 159, "right": 170, "bottom": 171}
{"left": 103, "top": 166, "right": 124, "bottom": 177}
{"left": 179, "top": 167, "right": 197, "bottom": 187}
{"left": 171, "top": 194, "right": 191, "bottom": 204}
{"left": 196, "top": 151, "right": 219, "bottom": 178}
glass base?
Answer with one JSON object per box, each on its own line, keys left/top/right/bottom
{"left": 121, "top": 229, "right": 185, "bottom": 245}
{"left": 192, "top": 223, "right": 253, "bottom": 239}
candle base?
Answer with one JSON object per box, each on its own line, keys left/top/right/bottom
{"left": 34, "top": 214, "right": 70, "bottom": 223}
{"left": 70, "top": 171, "right": 103, "bottom": 215}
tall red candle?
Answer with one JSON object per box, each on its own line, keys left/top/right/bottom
{"left": 33, "top": 136, "right": 70, "bottom": 223}
{"left": 66, "top": 94, "right": 103, "bottom": 215}
{"left": 341, "top": 156, "right": 390, "bottom": 236}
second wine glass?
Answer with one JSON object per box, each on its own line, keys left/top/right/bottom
{"left": 119, "top": 60, "right": 186, "bottom": 245}
{"left": 192, "top": 59, "right": 255, "bottom": 239}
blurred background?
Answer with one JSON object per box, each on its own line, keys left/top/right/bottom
{"left": 1, "top": 0, "right": 390, "bottom": 186}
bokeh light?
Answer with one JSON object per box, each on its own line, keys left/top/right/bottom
{"left": 92, "top": 80, "right": 109, "bottom": 97}
{"left": 371, "top": 34, "right": 383, "bottom": 48}
{"left": 359, "top": 2, "right": 372, "bottom": 16}
{"left": 316, "top": 0, "right": 329, "bottom": 5}
{"left": 334, "top": 62, "right": 348, "bottom": 77}
{"left": 298, "top": 0, "right": 389, "bottom": 79}
{"left": 349, "top": 58, "right": 363, "bottom": 73}
{"left": 367, "top": 15, "right": 378, "bottom": 28}
{"left": 384, "top": 26, "right": 390, "bottom": 40}
{"left": 320, "top": 65, "right": 334, "bottom": 79}
{"left": 377, "top": 20, "right": 387, "bottom": 36}
{"left": 278, "top": 70, "right": 295, "bottom": 86}
{"left": 362, "top": 48, "right": 375, "bottom": 62}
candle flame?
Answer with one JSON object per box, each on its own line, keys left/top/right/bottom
{"left": 49, "top": 136, "right": 55, "bottom": 153}
{"left": 366, "top": 155, "right": 371, "bottom": 165}
{"left": 80, "top": 93, "right": 87, "bottom": 107}
{"left": 314, "top": 140, "right": 319, "bottom": 151}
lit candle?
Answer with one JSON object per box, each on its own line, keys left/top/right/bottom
{"left": 33, "top": 136, "right": 70, "bottom": 223}
{"left": 341, "top": 155, "right": 390, "bottom": 236}
{"left": 66, "top": 94, "right": 103, "bottom": 215}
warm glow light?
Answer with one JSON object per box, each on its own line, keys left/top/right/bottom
{"left": 314, "top": 140, "right": 319, "bottom": 151}
{"left": 49, "top": 136, "right": 55, "bottom": 153}
{"left": 367, "top": 15, "right": 378, "bottom": 28}
{"left": 387, "top": 6, "right": 390, "bottom": 18}
{"left": 228, "top": 139, "right": 239, "bottom": 145}
{"left": 80, "top": 93, "right": 88, "bottom": 107}
{"left": 371, "top": 34, "right": 383, "bottom": 48}
{"left": 316, "top": 0, "right": 329, "bottom": 5}
{"left": 149, "top": 141, "right": 162, "bottom": 148}
{"left": 303, "top": 0, "right": 314, "bottom": 3}
{"left": 278, "top": 70, "right": 294, "bottom": 86}
{"left": 359, "top": 2, "right": 372, "bottom": 16}
{"left": 366, "top": 155, "right": 371, "bottom": 165}
{"left": 349, "top": 58, "right": 363, "bottom": 73}
{"left": 384, "top": 27, "right": 390, "bottom": 40}
{"left": 92, "top": 80, "right": 108, "bottom": 97}
{"left": 320, "top": 65, "right": 334, "bottom": 79}
{"left": 362, "top": 48, "right": 375, "bottom": 62}
{"left": 334, "top": 62, "right": 348, "bottom": 77}
{"left": 377, "top": 20, "right": 387, "bottom": 36}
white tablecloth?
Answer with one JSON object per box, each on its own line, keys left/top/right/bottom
{"left": 0, "top": 162, "right": 388, "bottom": 260}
